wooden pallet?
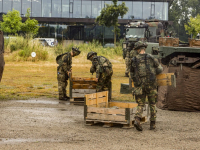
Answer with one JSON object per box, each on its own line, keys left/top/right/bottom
{"left": 84, "top": 91, "right": 149, "bottom": 129}
{"left": 85, "top": 116, "right": 147, "bottom": 129}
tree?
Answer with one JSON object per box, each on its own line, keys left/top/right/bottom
{"left": 169, "top": 0, "right": 200, "bottom": 41}
{"left": 21, "top": 8, "right": 39, "bottom": 37}
{"left": 0, "top": 9, "right": 22, "bottom": 35}
{"left": 185, "top": 14, "right": 200, "bottom": 39}
{"left": 95, "top": 0, "right": 128, "bottom": 46}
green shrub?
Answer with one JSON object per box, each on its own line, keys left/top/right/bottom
{"left": 10, "top": 43, "right": 17, "bottom": 52}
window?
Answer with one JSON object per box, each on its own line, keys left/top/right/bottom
{"left": 22, "top": 0, "right": 31, "bottom": 17}
{"left": 32, "top": 0, "right": 41, "bottom": 17}
{"left": 0, "top": 0, "right": 2, "bottom": 13}
{"left": 62, "top": 0, "right": 69, "bottom": 18}
{"left": 3, "top": 0, "right": 12, "bottom": 13}
{"left": 123, "top": 1, "right": 132, "bottom": 19}
{"left": 143, "top": 2, "right": 151, "bottom": 20}
{"left": 82, "top": 0, "right": 91, "bottom": 18}
{"left": 73, "top": 0, "right": 81, "bottom": 18}
{"left": 13, "top": 0, "right": 21, "bottom": 15}
{"left": 52, "top": 0, "right": 61, "bottom": 17}
{"left": 133, "top": 2, "right": 142, "bottom": 19}
{"left": 92, "top": 0, "right": 102, "bottom": 18}
{"left": 42, "top": 0, "right": 51, "bottom": 17}
{"left": 155, "top": 2, "right": 168, "bottom": 20}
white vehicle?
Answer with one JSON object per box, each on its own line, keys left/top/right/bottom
{"left": 34, "top": 38, "right": 58, "bottom": 47}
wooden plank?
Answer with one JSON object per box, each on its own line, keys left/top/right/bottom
{"left": 72, "top": 77, "right": 97, "bottom": 81}
{"left": 86, "top": 113, "right": 126, "bottom": 122}
{"left": 85, "top": 92, "right": 97, "bottom": 100}
{"left": 157, "top": 80, "right": 172, "bottom": 86}
{"left": 131, "top": 73, "right": 176, "bottom": 87}
{"left": 87, "top": 107, "right": 126, "bottom": 115}
{"left": 86, "top": 119, "right": 132, "bottom": 124}
{"left": 72, "top": 93, "right": 85, "bottom": 97}
{"left": 72, "top": 84, "right": 96, "bottom": 89}
{"left": 72, "top": 81, "right": 97, "bottom": 84}
{"left": 86, "top": 99, "right": 97, "bottom": 106}
{"left": 109, "top": 102, "right": 138, "bottom": 108}
{"left": 156, "top": 73, "right": 174, "bottom": 80}
{"left": 72, "top": 89, "right": 96, "bottom": 93}
{"left": 97, "top": 91, "right": 108, "bottom": 107}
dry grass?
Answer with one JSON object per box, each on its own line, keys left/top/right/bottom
{"left": 0, "top": 58, "right": 134, "bottom": 101}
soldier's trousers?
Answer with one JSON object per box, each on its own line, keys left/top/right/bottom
{"left": 96, "top": 74, "right": 111, "bottom": 92}
{"left": 57, "top": 80, "right": 68, "bottom": 99}
{"left": 135, "top": 89, "right": 157, "bottom": 121}
{"left": 125, "top": 57, "right": 131, "bottom": 74}
{"left": 57, "top": 71, "right": 68, "bottom": 99}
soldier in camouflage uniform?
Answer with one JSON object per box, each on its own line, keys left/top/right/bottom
{"left": 124, "top": 43, "right": 137, "bottom": 77}
{"left": 130, "top": 41, "right": 163, "bottom": 131}
{"left": 56, "top": 47, "right": 81, "bottom": 101}
{"left": 87, "top": 52, "right": 113, "bottom": 93}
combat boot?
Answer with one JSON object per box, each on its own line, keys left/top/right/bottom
{"left": 134, "top": 117, "right": 143, "bottom": 131}
{"left": 125, "top": 73, "right": 129, "bottom": 77}
{"left": 59, "top": 96, "right": 69, "bottom": 101}
{"left": 150, "top": 121, "right": 156, "bottom": 130}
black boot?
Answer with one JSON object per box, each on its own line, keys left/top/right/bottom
{"left": 134, "top": 117, "right": 143, "bottom": 131}
{"left": 150, "top": 121, "right": 156, "bottom": 130}
{"left": 59, "top": 96, "right": 69, "bottom": 101}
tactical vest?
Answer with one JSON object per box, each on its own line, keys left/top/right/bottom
{"left": 131, "top": 54, "right": 156, "bottom": 85}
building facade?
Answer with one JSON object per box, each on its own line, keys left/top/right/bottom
{"left": 0, "top": 0, "right": 172, "bottom": 42}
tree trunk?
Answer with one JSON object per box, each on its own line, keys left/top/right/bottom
{"left": 114, "top": 26, "right": 116, "bottom": 47}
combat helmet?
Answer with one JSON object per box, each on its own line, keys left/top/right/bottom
{"left": 87, "top": 51, "right": 97, "bottom": 60}
{"left": 72, "top": 47, "right": 81, "bottom": 56}
{"left": 134, "top": 41, "right": 148, "bottom": 50}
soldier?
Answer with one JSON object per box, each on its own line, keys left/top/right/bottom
{"left": 87, "top": 52, "right": 113, "bottom": 93}
{"left": 56, "top": 47, "right": 81, "bottom": 101}
{"left": 124, "top": 43, "right": 137, "bottom": 77}
{"left": 130, "top": 41, "right": 163, "bottom": 131}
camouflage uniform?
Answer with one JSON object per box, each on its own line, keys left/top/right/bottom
{"left": 90, "top": 56, "right": 113, "bottom": 92}
{"left": 130, "top": 41, "right": 163, "bottom": 131}
{"left": 56, "top": 48, "right": 80, "bottom": 100}
{"left": 125, "top": 43, "right": 137, "bottom": 77}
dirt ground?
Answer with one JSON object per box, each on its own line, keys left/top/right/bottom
{"left": 0, "top": 98, "right": 200, "bottom": 150}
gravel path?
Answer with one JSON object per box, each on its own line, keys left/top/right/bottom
{"left": 0, "top": 98, "right": 200, "bottom": 150}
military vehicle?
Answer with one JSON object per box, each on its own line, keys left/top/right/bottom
{"left": 122, "top": 19, "right": 200, "bottom": 111}
{"left": 122, "top": 19, "right": 168, "bottom": 59}
{"left": 155, "top": 37, "right": 200, "bottom": 111}
{"left": 0, "top": 30, "right": 4, "bottom": 82}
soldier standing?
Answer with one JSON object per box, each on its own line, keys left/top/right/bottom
{"left": 130, "top": 41, "right": 163, "bottom": 131}
{"left": 124, "top": 43, "right": 137, "bottom": 77}
{"left": 56, "top": 47, "right": 81, "bottom": 101}
{"left": 87, "top": 52, "right": 113, "bottom": 94}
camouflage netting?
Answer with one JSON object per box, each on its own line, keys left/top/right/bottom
{"left": 157, "top": 65, "right": 200, "bottom": 111}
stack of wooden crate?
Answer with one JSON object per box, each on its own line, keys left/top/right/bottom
{"left": 69, "top": 75, "right": 97, "bottom": 105}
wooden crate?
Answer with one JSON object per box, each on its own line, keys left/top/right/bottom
{"left": 159, "top": 37, "right": 179, "bottom": 47}
{"left": 188, "top": 38, "right": 200, "bottom": 47}
{"left": 69, "top": 74, "right": 112, "bottom": 105}
{"left": 84, "top": 91, "right": 149, "bottom": 128}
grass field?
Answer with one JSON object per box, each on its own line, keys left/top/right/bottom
{"left": 0, "top": 56, "right": 134, "bottom": 102}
